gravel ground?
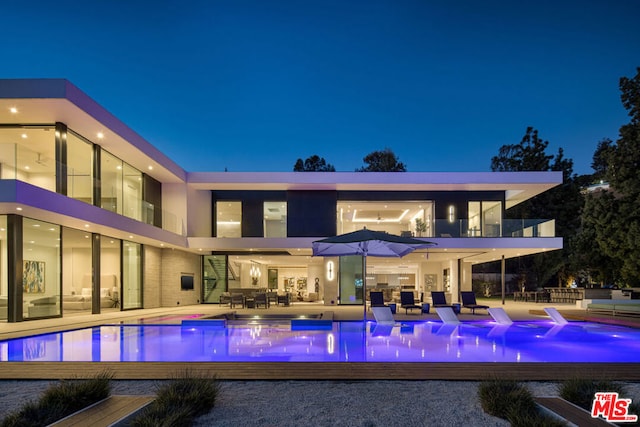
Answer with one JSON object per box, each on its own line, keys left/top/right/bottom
{"left": 0, "top": 379, "right": 603, "bottom": 427}
{"left": 1, "top": 380, "right": 639, "bottom": 426}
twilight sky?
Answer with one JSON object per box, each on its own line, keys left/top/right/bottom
{"left": 3, "top": 1, "right": 639, "bottom": 175}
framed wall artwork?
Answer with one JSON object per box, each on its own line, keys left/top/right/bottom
{"left": 23, "top": 260, "right": 45, "bottom": 293}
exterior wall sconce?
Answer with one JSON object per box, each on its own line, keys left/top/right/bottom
{"left": 448, "top": 205, "right": 456, "bottom": 223}
{"left": 326, "top": 261, "right": 334, "bottom": 281}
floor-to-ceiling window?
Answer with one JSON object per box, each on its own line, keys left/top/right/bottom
{"left": 123, "top": 164, "right": 142, "bottom": 222}
{"left": 61, "top": 227, "right": 92, "bottom": 314}
{"left": 339, "top": 255, "right": 363, "bottom": 305}
{"left": 67, "top": 131, "right": 94, "bottom": 204}
{"left": 203, "top": 255, "right": 227, "bottom": 303}
{"left": 0, "top": 216, "right": 7, "bottom": 321}
{"left": 122, "top": 241, "right": 141, "bottom": 310}
{"left": 100, "top": 236, "right": 121, "bottom": 311}
{"left": 216, "top": 201, "right": 241, "bottom": 237}
{"left": 23, "top": 218, "right": 60, "bottom": 319}
{"left": 467, "top": 201, "right": 503, "bottom": 237}
{"left": 0, "top": 126, "right": 56, "bottom": 191}
{"left": 337, "top": 201, "right": 434, "bottom": 237}
{"left": 100, "top": 150, "right": 123, "bottom": 214}
{"left": 264, "top": 201, "right": 287, "bottom": 237}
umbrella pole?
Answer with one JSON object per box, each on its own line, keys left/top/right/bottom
{"left": 363, "top": 254, "right": 367, "bottom": 321}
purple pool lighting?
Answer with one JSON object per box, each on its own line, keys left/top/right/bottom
{"left": 2, "top": 321, "right": 640, "bottom": 363}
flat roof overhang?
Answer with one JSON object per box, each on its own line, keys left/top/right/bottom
{"left": 0, "top": 180, "right": 187, "bottom": 249}
{"left": 0, "top": 79, "right": 186, "bottom": 184}
{"left": 188, "top": 236, "right": 563, "bottom": 264}
{"left": 188, "top": 171, "right": 563, "bottom": 209}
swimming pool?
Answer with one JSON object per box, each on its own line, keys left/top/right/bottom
{"left": 2, "top": 320, "right": 640, "bottom": 363}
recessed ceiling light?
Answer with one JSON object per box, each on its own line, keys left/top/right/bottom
{"left": 21, "top": 134, "right": 27, "bottom": 139}
{"left": 84, "top": 224, "right": 90, "bottom": 228}
{"left": 129, "top": 235, "right": 133, "bottom": 239}
{"left": 9, "top": 107, "right": 18, "bottom": 114}
{"left": 24, "top": 166, "right": 30, "bottom": 170}
{"left": 97, "top": 132, "right": 104, "bottom": 139}
{"left": 147, "top": 166, "right": 153, "bottom": 171}
{"left": 16, "top": 207, "right": 22, "bottom": 211}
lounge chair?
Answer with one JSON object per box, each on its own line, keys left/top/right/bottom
{"left": 372, "top": 306, "right": 396, "bottom": 324}
{"left": 460, "top": 291, "right": 489, "bottom": 314}
{"left": 431, "top": 291, "right": 452, "bottom": 307}
{"left": 400, "top": 291, "right": 421, "bottom": 314}
{"left": 544, "top": 307, "right": 569, "bottom": 325}
{"left": 369, "top": 291, "right": 387, "bottom": 308}
{"left": 488, "top": 307, "right": 513, "bottom": 325}
{"left": 435, "top": 307, "right": 460, "bottom": 324}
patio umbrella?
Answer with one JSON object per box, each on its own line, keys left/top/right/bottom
{"left": 312, "top": 228, "right": 434, "bottom": 319}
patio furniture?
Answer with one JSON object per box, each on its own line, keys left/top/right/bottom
{"left": 435, "top": 306, "right": 460, "bottom": 324}
{"left": 431, "top": 291, "right": 452, "bottom": 307}
{"left": 219, "top": 292, "right": 232, "bottom": 306}
{"left": 254, "top": 293, "right": 269, "bottom": 308}
{"left": 277, "top": 293, "right": 291, "bottom": 306}
{"left": 230, "top": 293, "right": 245, "bottom": 308}
{"left": 400, "top": 291, "right": 421, "bottom": 314}
{"left": 488, "top": 307, "right": 513, "bottom": 325}
{"left": 369, "top": 291, "right": 387, "bottom": 308}
{"left": 267, "top": 292, "right": 278, "bottom": 306}
{"left": 460, "top": 291, "right": 489, "bottom": 314}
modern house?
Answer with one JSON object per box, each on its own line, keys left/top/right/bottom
{"left": 0, "top": 79, "right": 562, "bottom": 322}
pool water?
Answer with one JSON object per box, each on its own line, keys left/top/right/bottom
{"left": 2, "top": 320, "right": 640, "bottom": 363}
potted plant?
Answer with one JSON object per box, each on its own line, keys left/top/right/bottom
{"left": 415, "top": 218, "right": 427, "bottom": 237}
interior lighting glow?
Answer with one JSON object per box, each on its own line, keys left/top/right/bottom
{"left": 9, "top": 107, "right": 18, "bottom": 114}
{"left": 97, "top": 132, "right": 104, "bottom": 139}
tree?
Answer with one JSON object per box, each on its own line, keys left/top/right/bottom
{"left": 582, "top": 67, "right": 640, "bottom": 285}
{"left": 293, "top": 155, "right": 335, "bottom": 172}
{"left": 356, "top": 148, "right": 406, "bottom": 172}
{"left": 490, "top": 127, "right": 583, "bottom": 288}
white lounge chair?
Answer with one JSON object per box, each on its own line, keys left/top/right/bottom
{"left": 435, "top": 306, "right": 460, "bottom": 325}
{"left": 372, "top": 306, "right": 395, "bottom": 324}
{"left": 544, "top": 307, "right": 569, "bottom": 325}
{"left": 488, "top": 307, "right": 513, "bottom": 325}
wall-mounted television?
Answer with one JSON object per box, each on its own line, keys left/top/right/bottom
{"left": 181, "top": 275, "right": 194, "bottom": 290}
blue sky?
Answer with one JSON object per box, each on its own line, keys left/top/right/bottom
{"left": 4, "top": 1, "right": 639, "bottom": 175}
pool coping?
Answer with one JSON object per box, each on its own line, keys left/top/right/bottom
{"left": 1, "top": 361, "right": 639, "bottom": 381}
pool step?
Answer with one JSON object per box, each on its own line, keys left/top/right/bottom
{"left": 48, "top": 395, "right": 154, "bottom": 427}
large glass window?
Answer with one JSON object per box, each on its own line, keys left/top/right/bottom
{"left": 467, "top": 201, "right": 502, "bottom": 237}
{"left": 67, "top": 131, "right": 94, "bottom": 204}
{"left": 216, "top": 202, "right": 241, "bottom": 237}
{"left": 0, "top": 126, "right": 56, "bottom": 191}
{"left": 122, "top": 241, "right": 141, "bottom": 310}
{"left": 203, "top": 255, "right": 227, "bottom": 303}
{"left": 100, "top": 236, "right": 121, "bottom": 311}
{"left": 0, "top": 216, "right": 7, "bottom": 321}
{"left": 264, "top": 201, "right": 287, "bottom": 237}
{"left": 339, "top": 255, "right": 363, "bottom": 305}
{"left": 337, "top": 201, "right": 434, "bottom": 237}
{"left": 123, "top": 164, "right": 143, "bottom": 221}
{"left": 100, "top": 151, "right": 123, "bottom": 214}
{"left": 23, "top": 218, "right": 61, "bottom": 319}
{"left": 62, "top": 227, "right": 92, "bottom": 314}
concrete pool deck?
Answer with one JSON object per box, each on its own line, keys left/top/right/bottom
{"left": 1, "top": 299, "right": 639, "bottom": 381}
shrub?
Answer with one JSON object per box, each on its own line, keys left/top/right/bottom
{"left": 478, "top": 378, "right": 566, "bottom": 426}
{"left": 130, "top": 370, "right": 220, "bottom": 427}
{"left": 559, "top": 378, "right": 627, "bottom": 410}
{"left": 1, "top": 371, "right": 113, "bottom": 427}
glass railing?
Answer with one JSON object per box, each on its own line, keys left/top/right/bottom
{"left": 337, "top": 219, "right": 556, "bottom": 238}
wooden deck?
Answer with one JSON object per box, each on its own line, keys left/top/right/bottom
{"left": 2, "top": 362, "right": 640, "bottom": 381}
{"left": 49, "top": 395, "right": 154, "bottom": 427}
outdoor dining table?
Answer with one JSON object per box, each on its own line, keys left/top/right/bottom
{"left": 513, "top": 291, "right": 548, "bottom": 303}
